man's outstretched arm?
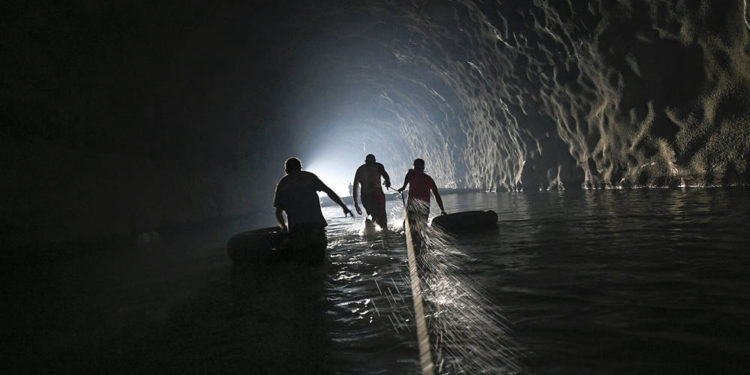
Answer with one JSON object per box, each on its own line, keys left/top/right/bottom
{"left": 397, "top": 170, "right": 413, "bottom": 192}
{"left": 275, "top": 208, "right": 288, "bottom": 231}
{"left": 431, "top": 180, "right": 446, "bottom": 215}
{"left": 321, "top": 184, "right": 354, "bottom": 217}
{"left": 352, "top": 175, "right": 362, "bottom": 215}
{"left": 380, "top": 164, "right": 391, "bottom": 189}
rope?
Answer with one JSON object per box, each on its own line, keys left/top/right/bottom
{"left": 398, "top": 189, "right": 435, "bottom": 375}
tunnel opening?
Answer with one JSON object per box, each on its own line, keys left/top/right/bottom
{"left": 2, "top": 0, "right": 749, "bottom": 249}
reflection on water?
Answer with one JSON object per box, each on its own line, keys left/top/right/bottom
{"left": 3, "top": 188, "right": 749, "bottom": 374}
{"left": 323, "top": 213, "right": 420, "bottom": 373}
{"left": 418, "top": 224, "right": 523, "bottom": 374}
{"left": 322, "top": 188, "right": 750, "bottom": 374}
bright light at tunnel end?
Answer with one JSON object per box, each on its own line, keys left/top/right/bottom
{"left": 305, "top": 160, "right": 354, "bottom": 197}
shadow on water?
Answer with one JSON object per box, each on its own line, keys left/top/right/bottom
{"left": 1, "top": 227, "right": 331, "bottom": 374}
{"left": 227, "top": 262, "right": 330, "bottom": 374}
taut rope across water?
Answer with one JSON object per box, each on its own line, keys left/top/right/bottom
{"left": 399, "top": 190, "right": 435, "bottom": 375}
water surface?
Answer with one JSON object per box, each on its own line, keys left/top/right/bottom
{"left": 3, "top": 188, "right": 749, "bottom": 374}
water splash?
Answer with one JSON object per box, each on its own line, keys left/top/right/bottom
{"left": 367, "top": 200, "right": 524, "bottom": 373}
{"left": 418, "top": 222, "right": 524, "bottom": 374}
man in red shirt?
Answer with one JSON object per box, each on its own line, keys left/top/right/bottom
{"left": 353, "top": 154, "right": 391, "bottom": 230}
{"left": 397, "top": 158, "right": 446, "bottom": 230}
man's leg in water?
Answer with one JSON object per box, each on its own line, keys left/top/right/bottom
{"left": 362, "top": 192, "right": 387, "bottom": 229}
{"left": 406, "top": 208, "right": 428, "bottom": 256}
{"left": 406, "top": 199, "right": 430, "bottom": 246}
{"left": 361, "top": 192, "right": 373, "bottom": 222}
{"left": 288, "top": 223, "right": 327, "bottom": 265}
{"left": 375, "top": 190, "right": 387, "bottom": 230}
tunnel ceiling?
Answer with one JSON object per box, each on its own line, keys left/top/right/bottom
{"left": 3, "top": 0, "right": 750, "bottom": 192}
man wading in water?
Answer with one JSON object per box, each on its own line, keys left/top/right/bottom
{"left": 397, "top": 158, "right": 446, "bottom": 233}
{"left": 353, "top": 154, "right": 392, "bottom": 230}
{"left": 274, "top": 157, "right": 354, "bottom": 264}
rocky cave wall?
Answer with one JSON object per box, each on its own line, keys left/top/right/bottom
{"left": 2, "top": 0, "right": 749, "bottom": 248}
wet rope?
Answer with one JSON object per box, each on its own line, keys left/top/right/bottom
{"left": 398, "top": 190, "right": 435, "bottom": 375}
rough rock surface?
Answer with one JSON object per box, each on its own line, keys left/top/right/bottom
{"left": 2, "top": 0, "right": 749, "bottom": 246}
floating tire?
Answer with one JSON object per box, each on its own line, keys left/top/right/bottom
{"left": 431, "top": 210, "right": 498, "bottom": 232}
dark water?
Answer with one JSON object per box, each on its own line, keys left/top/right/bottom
{"left": 454, "top": 188, "right": 750, "bottom": 374}
{"left": 3, "top": 188, "right": 750, "bottom": 374}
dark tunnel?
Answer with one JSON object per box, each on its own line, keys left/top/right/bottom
{"left": 3, "top": 2, "right": 750, "bottom": 374}
{"left": 2, "top": 0, "right": 750, "bottom": 249}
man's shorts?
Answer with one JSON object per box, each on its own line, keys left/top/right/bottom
{"left": 361, "top": 190, "right": 386, "bottom": 218}
{"left": 282, "top": 223, "right": 327, "bottom": 265}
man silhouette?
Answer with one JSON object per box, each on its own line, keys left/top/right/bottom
{"left": 353, "top": 154, "right": 391, "bottom": 230}
{"left": 274, "top": 157, "right": 353, "bottom": 264}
